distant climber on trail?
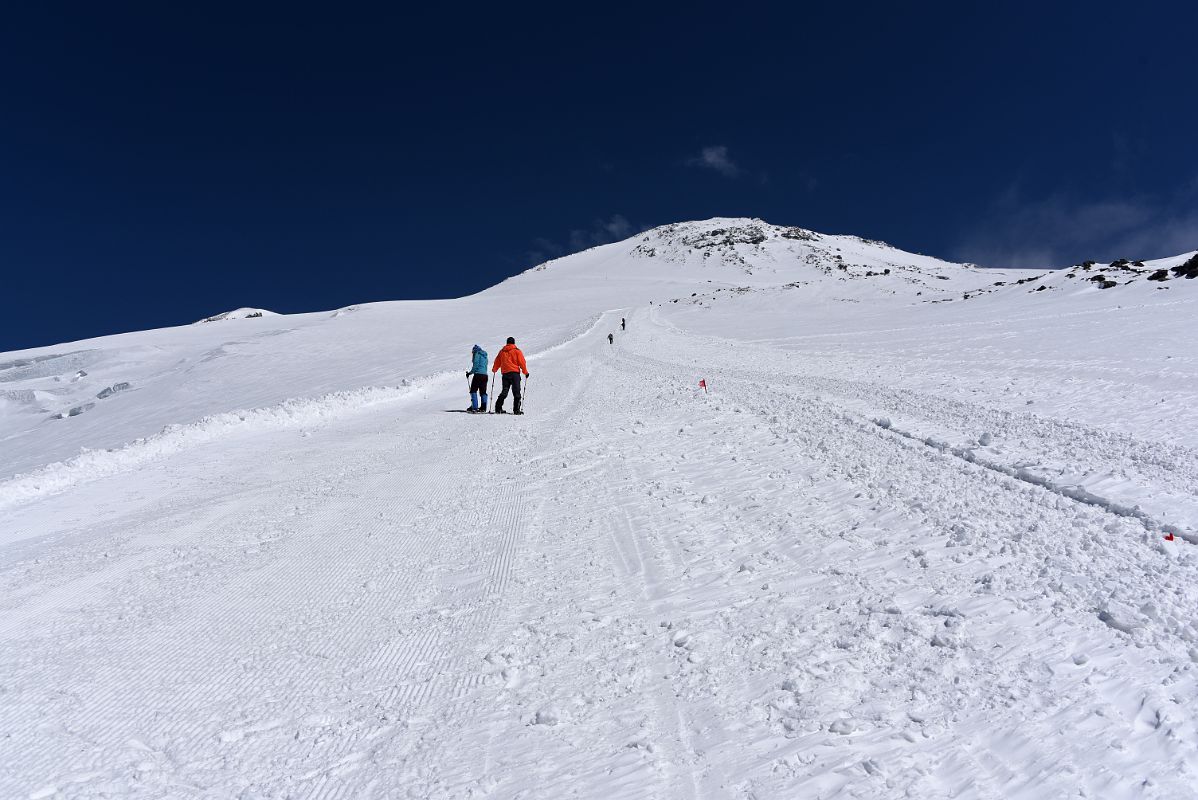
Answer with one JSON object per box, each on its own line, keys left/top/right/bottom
{"left": 621, "top": 317, "right": 626, "bottom": 331}
{"left": 491, "top": 337, "right": 529, "bottom": 415}
{"left": 466, "top": 344, "right": 489, "bottom": 413}
{"left": 608, "top": 333, "right": 614, "bottom": 345}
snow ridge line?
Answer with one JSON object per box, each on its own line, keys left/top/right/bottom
{"left": 0, "top": 382, "right": 427, "bottom": 512}
{"left": 870, "top": 417, "right": 1198, "bottom": 545}
{"left": 0, "top": 314, "right": 608, "bottom": 513}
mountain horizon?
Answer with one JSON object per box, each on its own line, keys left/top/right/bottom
{"left": 9, "top": 215, "right": 1194, "bottom": 353}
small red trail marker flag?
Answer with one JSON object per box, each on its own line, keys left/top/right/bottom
{"left": 699, "top": 379, "right": 707, "bottom": 393}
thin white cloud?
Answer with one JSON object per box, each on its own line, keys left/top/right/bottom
{"left": 533, "top": 237, "right": 564, "bottom": 257}
{"left": 954, "top": 183, "right": 1198, "bottom": 268}
{"left": 527, "top": 214, "right": 642, "bottom": 267}
{"left": 600, "top": 214, "right": 632, "bottom": 239}
{"left": 569, "top": 214, "right": 633, "bottom": 251}
{"left": 525, "top": 236, "right": 566, "bottom": 267}
{"left": 688, "top": 145, "right": 741, "bottom": 178}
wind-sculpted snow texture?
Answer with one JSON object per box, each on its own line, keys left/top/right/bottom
{"left": 2, "top": 219, "right": 1197, "bottom": 798}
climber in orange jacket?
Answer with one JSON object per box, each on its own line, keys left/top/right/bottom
{"left": 491, "top": 337, "right": 530, "bottom": 415}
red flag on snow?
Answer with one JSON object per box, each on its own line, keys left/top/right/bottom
{"left": 1164, "top": 533, "right": 1176, "bottom": 541}
{"left": 699, "top": 379, "right": 707, "bottom": 393}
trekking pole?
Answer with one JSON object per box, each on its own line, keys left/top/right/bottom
{"left": 523, "top": 375, "right": 529, "bottom": 413}
{"left": 489, "top": 372, "right": 496, "bottom": 414}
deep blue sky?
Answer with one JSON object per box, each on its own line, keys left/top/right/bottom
{"left": 3, "top": 2, "right": 1196, "bottom": 351}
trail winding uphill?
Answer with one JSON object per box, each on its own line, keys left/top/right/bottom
{"left": 2, "top": 306, "right": 1196, "bottom": 798}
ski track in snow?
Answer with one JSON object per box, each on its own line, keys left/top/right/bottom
{"left": 644, "top": 307, "right": 1198, "bottom": 540}
{"left": 2, "top": 308, "right": 1197, "bottom": 798}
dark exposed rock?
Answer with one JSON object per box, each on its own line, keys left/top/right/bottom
{"left": 1170, "top": 253, "right": 1198, "bottom": 279}
{"left": 780, "top": 227, "right": 818, "bottom": 241}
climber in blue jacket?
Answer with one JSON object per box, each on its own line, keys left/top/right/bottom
{"left": 466, "top": 344, "right": 489, "bottom": 413}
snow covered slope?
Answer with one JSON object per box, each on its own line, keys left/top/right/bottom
{"left": 0, "top": 219, "right": 1013, "bottom": 483}
{"left": 2, "top": 219, "right": 1197, "bottom": 798}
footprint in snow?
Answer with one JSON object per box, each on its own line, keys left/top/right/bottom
{"left": 53, "top": 402, "right": 95, "bottom": 419}
{"left": 96, "top": 381, "right": 132, "bottom": 399}
{"left": 828, "top": 718, "right": 857, "bottom": 735}
{"left": 532, "top": 705, "right": 564, "bottom": 726}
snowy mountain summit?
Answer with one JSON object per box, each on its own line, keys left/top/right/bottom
{"left": 2, "top": 217, "right": 1197, "bottom": 798}
{"left": 626, "top": 218, "right": 957, "bottom": 279}
{"left": 194, "top": 307, "right": 278, "bottom": 324}
{"left": 520, "top": 217, "right": 996, "bottom": 301}
{"left": 518, "top": 216, "right": 1196, "bottom": 305}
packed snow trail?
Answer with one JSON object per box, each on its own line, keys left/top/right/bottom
{"left": 2, "top": 310, "right": 1197, "bottom": 798}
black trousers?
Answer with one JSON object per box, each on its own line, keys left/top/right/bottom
{"left": 495, "top": 372, "right": 522, "bottom": 411}
{"left": 469, "top": 373, "right": 489, "bottom": 394}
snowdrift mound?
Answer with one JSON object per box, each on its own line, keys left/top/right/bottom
{"left": 0, "top": 382, "right": 421, "bottom": 512}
